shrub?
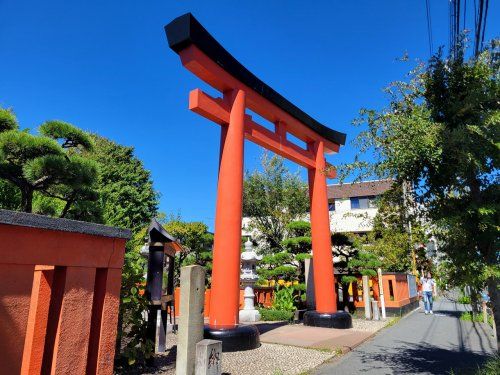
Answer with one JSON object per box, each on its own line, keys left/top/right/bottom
{"left": 117, "top": 247, "right": 153, "bottom": 367}
{"left": 460, "top": 311, "right": 494, "bottom": 326}
{"left": 460, "top": 311, "right": 481, "bottom": 322}
{"left": 259, "top": 308, "right": 294, "bottom": 322}
{"left": 475, "top": 355, "right": 500, "bottom": 375}
{"left": 457, "top": 294, "right": 471, "bottom": 304}
{"left": 273, "top": 285, "right": 297, "bottom": 312}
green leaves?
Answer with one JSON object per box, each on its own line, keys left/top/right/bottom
{"left": 345, "top": 250, "right": 382, "bottom": 278}
{"left": 40, "top": 120, "right": 94, "bottom": 151}
{"left": 0, "top": 130, "right": 62, "bottom": 164}
{"left": 272, "top": 286, "right": 298, "bottom": 312}
{"left": 286, "top": 220, "right": 311, "bottom": 236}
{"left": 162, "top": 217, "right": 213, "bottom": 286}
{"left": 281, "top": 237, "right": 311, "bottom": 253}
{"left": 0, "top": 109, "right": 101, "bottom": 216}
{"left": 116, "top": 246, "right": 153, "bottom": 368}
{"left": 259, "top": 308, "right": 294, "bottom": 322}
{"left": 243, "top": 153, "right": 309, "bottom": 252}
{"left": 84, "top": 134, "right": 158, "bottom": 233}
{"left": 0, "top": 108, "right": 18, "bottom": 132}
{"left": 346, "top": 41, "right": 500, "bottom": 327}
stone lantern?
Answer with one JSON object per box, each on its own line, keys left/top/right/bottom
{"left": 239, "top": 238, "right": 262, "bottom": 322}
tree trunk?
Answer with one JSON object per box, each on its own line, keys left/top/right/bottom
{"left": 486, "top": 277, "right": 500, "bottom": 352}
{"left": 60, "top": 195, "right": 75, "bottom": 218}
{"left": 21, "top": 188, "right": 33, "bottom": 213}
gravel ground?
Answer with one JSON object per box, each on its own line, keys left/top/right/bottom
{"left": 123, "top": 334, "right": 334, "bottom": 375}
{"left": 351, "top": 317, "right": 394, "bottom": 332}
{"left": 118, "top": 318, "right": 391, "bottom": 375}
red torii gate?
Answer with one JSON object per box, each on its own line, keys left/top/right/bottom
{"left": 165, "top": 13, "right": 352, "bottom": 351}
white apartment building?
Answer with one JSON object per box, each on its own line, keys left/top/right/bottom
{"left": 242, "top": 179, "right": 393, "bottom": 237}
{"left": 327, "top": 179, "right": 393, "bottom": 234}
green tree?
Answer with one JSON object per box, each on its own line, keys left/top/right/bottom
{"left": 368, "top": 186, "right": 428, "bottom": 272}
{"left": 341, "top": 250, "right": 383, "bottom": 284}
{"left": 0, "top": 108, "right": 98, "bottom": 217}
{"left": 0, "top": 179, "right": 20, "bottom": 210}
{"left": 85, "top": 134, "right": 159, "bottom": 233}
{"left": 346, "top": 42, "right": 499, "bottom": 349}
{"left": 332, "top": 232, "right": 361, "bottom": 272}
{"left": 243, "top": 152, "right": 309, "bottom": 252}
{"left": 162, "top": 216, "right": 213, "bottom": 286}
{"left": 281, "top": 220, "right": 312, "bottom": 282}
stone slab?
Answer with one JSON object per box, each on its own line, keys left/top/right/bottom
{"left": 259, "top": 324, "right": 373, "bottom": 353}
{"left": 195, "top": 339, "right": 222, "bottom": 375}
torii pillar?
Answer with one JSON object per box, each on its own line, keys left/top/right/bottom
{"left": 165, "top": 13, "right": 352, "bottom": 352}
{"left": 304, "top": 140, "right": 349, "bottom": 326}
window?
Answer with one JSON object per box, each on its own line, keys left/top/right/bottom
{"left": 351, "top": 196, "right": 376, "bottom": 210}
{"left": 350, "top": 197, "right": 360, "bottom": 209}
{"left": 368, "top": 196, "right": 377, "bottom": 208}
{"left": 328, "top": 200, "right": 335, "bottom": 211}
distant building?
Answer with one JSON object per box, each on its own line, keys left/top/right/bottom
{"left": 327, "top": 179, "right": 393, "bottom": 234}
{"left": 242, "top": 179, "right": 393, "bottom": 238}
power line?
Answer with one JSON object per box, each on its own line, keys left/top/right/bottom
{"left": 475, "top": 0, "right": 484, "bottom": 56}
{"left": 449, "top": 1, "right": 453, "bottom": 56}
{"left": 474, "top": 0, "right": 489, "bottom": 56}
{"left": 473, "top": 0, "right": 478, "bottom": 34}
{"left": 450, "top": 0, "right": 458, "bottom": 58}
{"left": 425, "top": 0, "right": 434, "bottom": 56}
{"left": 480, "top": 0, "right": 489, "bottom": 50}
{"left": 463, "top": 0, "right": 467, "bottom": 31}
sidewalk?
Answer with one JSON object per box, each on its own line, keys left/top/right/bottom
{"left": 313, "top": 297, "right": 497, "bottom": 375}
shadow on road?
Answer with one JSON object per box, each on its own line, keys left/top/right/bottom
{"left": 356, "top": 340, "right": 490, "bottom": 374}
{"left": 431, "top": 310, "right": 463, "bottom": 318}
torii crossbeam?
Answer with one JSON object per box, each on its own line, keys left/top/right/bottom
{"left": 165, "top": 13, "right": 352, "bottom": 351}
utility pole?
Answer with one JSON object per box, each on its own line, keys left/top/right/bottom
{"left": 402, "top": 181, "right": 417, "bottom": 276}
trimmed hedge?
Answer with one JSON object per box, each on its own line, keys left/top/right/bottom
{"left": 259, "top": 308, "right": 294, "bottom": 322}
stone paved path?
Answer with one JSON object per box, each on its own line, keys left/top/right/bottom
{"left": 313, "top": 297, "right": 497, "bottom": 375}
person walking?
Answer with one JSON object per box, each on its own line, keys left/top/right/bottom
{"left": 421, "top": 271, "right": 436, "bottom": 314}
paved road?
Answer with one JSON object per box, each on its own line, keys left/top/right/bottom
{"left": 313, "top": 297, "right": 497, "bottom": 375}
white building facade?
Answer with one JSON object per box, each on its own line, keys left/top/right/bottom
{"left": 242, "top": 179, "right": 393, "bottom": 237}
{"left": 326, "top": 179, "right": 393, "bottom": 234}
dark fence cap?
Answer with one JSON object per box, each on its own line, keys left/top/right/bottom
{"left": 148, "top": 218, "right": 180, "bottom": 244}
{"left": 0, "top": 209, "right": 131, "bottom": 239}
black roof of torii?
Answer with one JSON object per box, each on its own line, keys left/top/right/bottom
{"left": 165, "top": 13, "right": 346, "bottom": 146}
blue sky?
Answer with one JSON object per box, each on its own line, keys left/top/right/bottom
{"left": 1, "top": 1, "right": 498, "bottom": 228}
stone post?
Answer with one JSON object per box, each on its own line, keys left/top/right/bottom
{"left": 377, "top": 268, "right": 386, "bottom": 319}
{"left": 371, "top": 300, "right": 380, "bottom": 320}
{"left": 176, "top": 265, "right": 206, "bottom": 375}
{"left": 362, "top": 275, "right": 371, "bottom": 320}
{"left": 305, "top": 258, "right": 316, "bottom": 310}
{"left": 195, "top": 339, "right": 222, "bottom": 375}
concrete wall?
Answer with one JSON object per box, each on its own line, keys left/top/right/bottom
{"left": 0, "top": 210, "right": 129, "bottom": 375}
{"left": 242, "top": 199, "right": 378, "bottom": 237}
{"left": 328, "top": 198, "right": 377, "bottom": 233}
